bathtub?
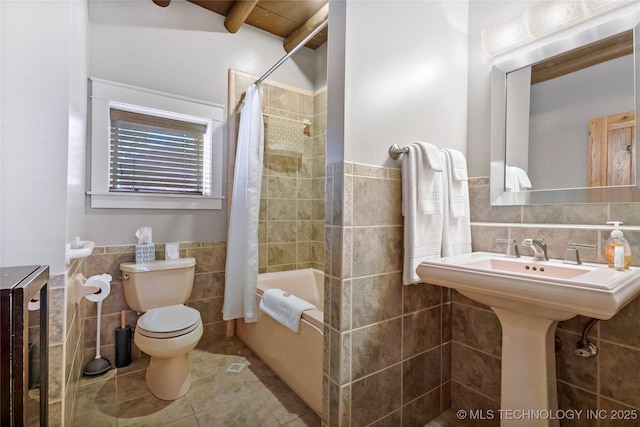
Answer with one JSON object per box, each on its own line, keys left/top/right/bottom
{"left": 237, "top": 268, "right": 324, "bottom": 415}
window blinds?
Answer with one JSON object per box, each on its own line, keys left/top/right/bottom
{"left": 109, "top": 109, "right": 207, "bottom": 195}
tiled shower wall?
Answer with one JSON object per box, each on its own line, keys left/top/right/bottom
{"left": 325, "top": 162, "right": 451, "bottom": 426}
{"left": 229, "top": 70, "right": 326, "bottom": 273}
{"left": 450, "top": 176, "right": 640, "bottom": 425}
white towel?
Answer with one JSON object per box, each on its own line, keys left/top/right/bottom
{"left": 447, "top": 150, "right": 468, "bottom": 182}
{"left": 259, "top": 288, "right": 316, "bottom": 333}
{"left": 505, "top": 166, "right": 516, "bottom": 191}
{"left": 415, "top": 141, "right": 444, "bottom": 215}
{"left": 442, "top": 149, "right": 468, "bottom": 218}
{"left": 505, "top": 166, "right": 532, "bottom": 191}
{"left": 416, "top": 141, "right": 443, "bottom": 172}
{"left": 441, "top": 149, "right": 472, "bottom": 257}
{"left": 402, "top": 143, "right": 443, "bottom": 285}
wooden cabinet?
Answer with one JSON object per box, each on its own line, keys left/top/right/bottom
{"left": 0, "top": 266, "right": 49, "bottom": 426}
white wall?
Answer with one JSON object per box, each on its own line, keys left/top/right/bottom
{"left": 340, "top": 0, "right": 469, "bottom": 167}
{"left": 67, "top": 0, "right": 89, "bottom": 249}
{"left": 1, "top": 0, "right": 87, "bottom": 273}
{"left": 86, "top": 0, "right": 323, "bottom": 245}
{"left": 466, "top": 0, "right": 539, "bottom": 178}
{"left": 315, "top": 43, "right": 328, "bottom": 89}
{"left": 529, "top": 55, "right": 634, "bottom": 189}
{"left": 505, "top": 66, "right": 531, "bottom": 171}
{"left": 326, "top": 0, "right": 346, "bottom": 165}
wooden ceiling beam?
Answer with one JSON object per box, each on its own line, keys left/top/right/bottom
{"left": 283, "top": 3, "right": 328, "bottom": 52}
{"left": 531, "top": 29, "right": 633, "bottom": 84}
{"left": 224, "top": 0, "right": 260, "bottom": 34}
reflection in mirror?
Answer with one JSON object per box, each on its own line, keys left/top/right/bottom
{"left": 490, "top": 9, "right": 640, "bottom": 205}
{"left": 506, "top": 30, "right": 634, "bottom": 191}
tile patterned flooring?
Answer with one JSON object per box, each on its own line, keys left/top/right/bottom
{"left": 73, "top": 337, "right": 321, "bottom": 426}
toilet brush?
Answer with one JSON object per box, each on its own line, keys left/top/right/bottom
{"left": 83, "top": 298, "right": 112, "bottom": 376}
{"left": 115, "top": 310, "right": 132, "bottom": 368}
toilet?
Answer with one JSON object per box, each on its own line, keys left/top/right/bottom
{"left": 119, "top": 258, "right": 202, "bottom": 400}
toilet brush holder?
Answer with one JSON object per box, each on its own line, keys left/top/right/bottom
{"left": 115, "top": 326, "right": 132, "bottom": 368}
{"left": 115, "top": 311, "right": 132, "bottom": 368}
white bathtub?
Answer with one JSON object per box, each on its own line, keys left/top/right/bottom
{"left": 237, "top": 268, "right": 324, "bottom": 415}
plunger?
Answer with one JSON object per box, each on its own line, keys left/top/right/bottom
{"left": 83, "top": 298, "right": 111, "bottom": 376}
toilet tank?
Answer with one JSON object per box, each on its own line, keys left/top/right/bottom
{"left": 119, "top": 258, "right": 196, "bottom": 312}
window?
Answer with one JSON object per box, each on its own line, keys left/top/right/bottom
{"left": 109, "top": 109, "right": 208, "bottom": 194}
{"left": 89, "top": 78, "right": 224, "bottom": 209}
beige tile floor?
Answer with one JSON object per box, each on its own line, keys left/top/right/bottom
{"left": 73, "top": 337, "right": 321, "bottom": 427}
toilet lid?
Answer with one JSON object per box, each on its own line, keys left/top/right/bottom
{"left": 137, "top": 304, "right": 201, "bottom": 338}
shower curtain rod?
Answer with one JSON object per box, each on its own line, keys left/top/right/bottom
{"left": 255, "top": 19, "right": 328, "bottom": 85}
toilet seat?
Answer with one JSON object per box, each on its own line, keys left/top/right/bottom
{"left": 136, "top": 304, "right": 201, "bottom": 339}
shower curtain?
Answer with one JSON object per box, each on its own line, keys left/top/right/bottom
{"left": 223, "top": 84, "right": 264, "bottom": 322}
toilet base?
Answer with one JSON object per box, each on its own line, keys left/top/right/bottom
{"left": 146, "top": 353, "right": 191, "bottom": 400}
{"left": 134, "top": 320, "right": 203, "bottom": 400}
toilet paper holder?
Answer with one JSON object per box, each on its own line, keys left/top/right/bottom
{"left": 65, "top": 238, "right": 95, "bottom": 265}
{"left": 74, "top": 273, "right": 111, "bottom": 304}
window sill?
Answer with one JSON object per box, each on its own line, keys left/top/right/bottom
{"left": 88, "top": 192, "right": 223, "bottom": 210}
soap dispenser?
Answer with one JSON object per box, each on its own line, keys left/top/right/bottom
{"left": 605, "top": 221, "right": 631, "bottom": 270}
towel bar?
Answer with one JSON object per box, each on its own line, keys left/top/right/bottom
{"left": 389, "top": 144, "right": 409, "bottom": 160}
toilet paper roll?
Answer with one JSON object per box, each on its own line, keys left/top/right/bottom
{"left": 84, "top": 274, "right": 112, "bottom": 303}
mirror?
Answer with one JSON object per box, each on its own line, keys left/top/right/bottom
{"left": 490, "top": 9, "right": 640, "bottom": 205}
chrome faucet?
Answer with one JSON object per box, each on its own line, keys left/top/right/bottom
{"left": 496, "top": 238, "right": 520, "bottom": 258}
{"left": 564, "top": 242, "right": 596, "bottom": 265}
{"left": 522, "top": 238, "right": 549, "bottom": 261}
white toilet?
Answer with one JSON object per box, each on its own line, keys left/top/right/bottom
{"left": 119, "top": 258, "right": 203, "bottom": 400}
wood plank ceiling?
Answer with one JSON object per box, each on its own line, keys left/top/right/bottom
{"left": 153, "top": 0, "right": 328, "bottom": 52}
{"left": 531, "top": 29, "right": 633, "bottom": 84}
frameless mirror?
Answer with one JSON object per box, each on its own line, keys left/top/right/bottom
{"left": 490, "top": 10, "right": 640, "bottom": 205}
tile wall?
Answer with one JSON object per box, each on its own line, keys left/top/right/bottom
{"left": 46, "top": 257, "right": 88, "bottom": 426}
{"left": 323, "top": 163, "right": 640, "bottom": 426}
{"left": 229, "top": 70, "right": 326, "bottom": 273}
{"left": 324, "top": 162, "right": 452, "bottom": 426}
{"left": 449, "top": 176, "right": 640, "bottom": 426}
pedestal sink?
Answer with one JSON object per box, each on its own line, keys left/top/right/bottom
{"left": 416, "top": 252, "right": 640, "bottom": 427}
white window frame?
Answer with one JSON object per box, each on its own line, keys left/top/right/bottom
{"left": 88, "top": 77, "right": 224, "bottom": 209}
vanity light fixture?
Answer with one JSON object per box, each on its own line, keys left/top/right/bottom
{"left": 481, "top": 0, "right": 629, "bottom": 56}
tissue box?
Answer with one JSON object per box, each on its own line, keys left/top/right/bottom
{"left": 136, "top": 244, "right": 156, "bottom": 264}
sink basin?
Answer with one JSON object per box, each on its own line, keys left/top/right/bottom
{"left": 416, "top": 251, "right": 640, "bottom": 427}
{"left": 463, "top": 257, "right": 595, "bottom": 280}
{"left": 416, "top": 251, "right": 640, "bottom": 320}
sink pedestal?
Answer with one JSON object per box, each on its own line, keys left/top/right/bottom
{"left": 417, "top": 252, "right": 640, "bottom": 427}
{"left": 493, "top": 308, "right": 560, "bottom": 427}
